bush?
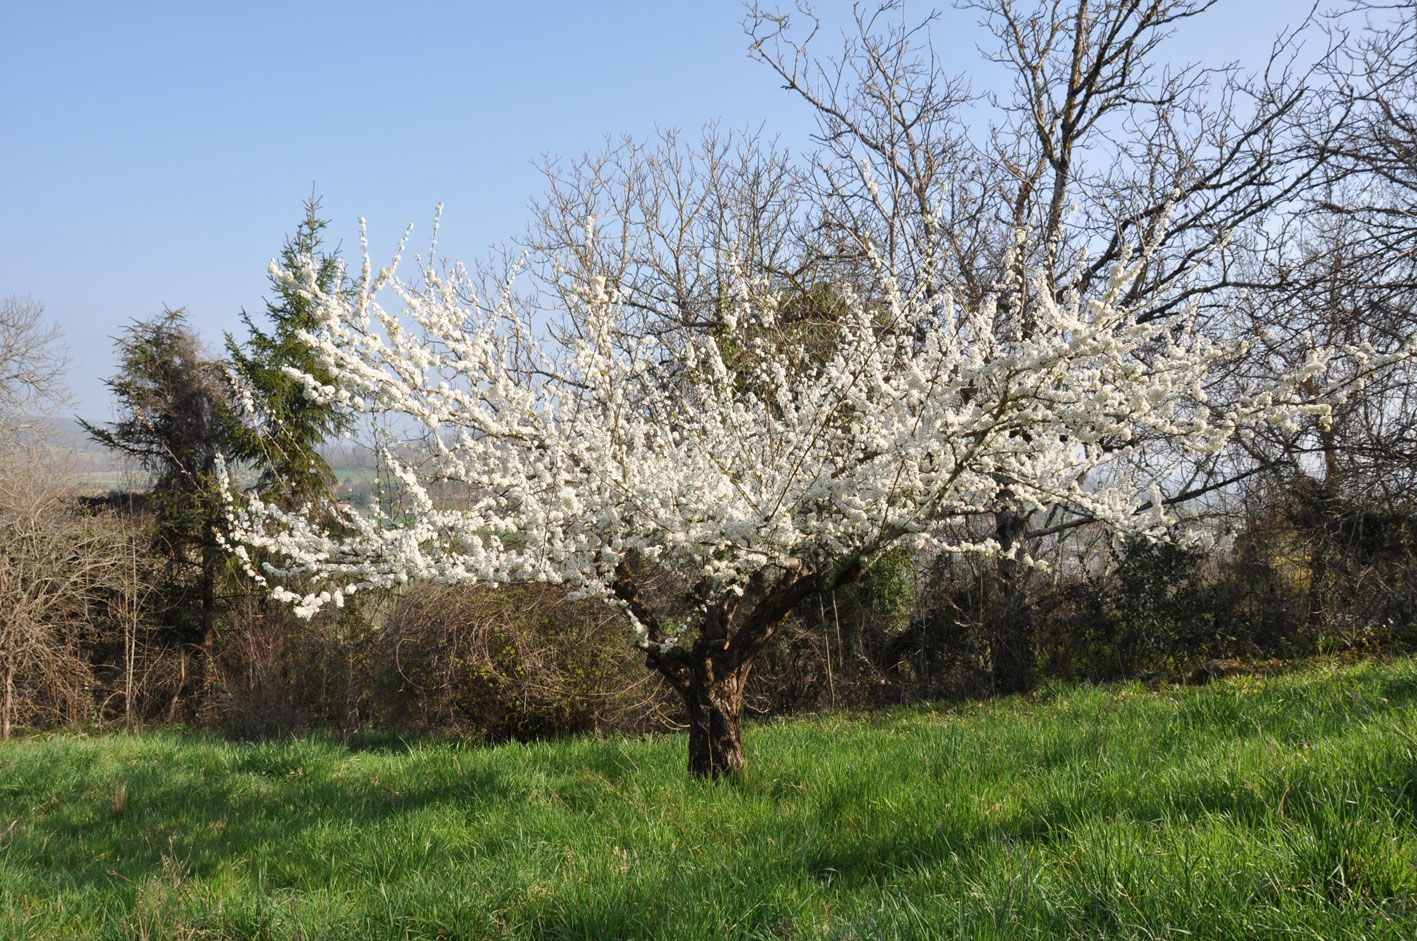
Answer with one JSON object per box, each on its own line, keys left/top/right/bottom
{"left": 369, "top": 584, "right": 672, "bottom": 740}
{"left": 208, "top": 593, "right": 377, "bottom": 738}
{"left": 0, "top": 451, "right": 150, "bottom": 736}
{"left": 1042, "top": 538, "right": 1214, "bottom": 682}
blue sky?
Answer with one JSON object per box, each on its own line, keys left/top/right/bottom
{"left": 1, "top": 0, "right": 1315, "bottom": 420}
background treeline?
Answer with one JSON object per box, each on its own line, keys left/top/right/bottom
{"left": 2, "top": 0, "right": 1415, "bottom": 741}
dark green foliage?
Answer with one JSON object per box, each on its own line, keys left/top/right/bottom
{"left": 1074, "top": 538, "right": 1214, "bottom": 681}
{"left": 1032, "top": 487, "right": 1417, "bottom": 685}
{"left": 81, "top": 309, "right": 238, "bottom": 494}
{"left": 225, "top": 196, "right": 352, "bottom": 507}
{"left": 201, "top": 199, "right": 366, "bottom": 733}
{"left": 80, "top": 310, "right": 239, "bottom": 652}
{"left": 864, "top": 544, "right": 918, "bottom": 636}
{"left": 4, "top": 658, "right": 1417, "bottom": 939}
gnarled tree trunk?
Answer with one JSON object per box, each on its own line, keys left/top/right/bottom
{"left": 623, "top": 556, "right": 866, "bottom": 779}
{"left": 682, "top": 659, "right": 749, "bottom": 778}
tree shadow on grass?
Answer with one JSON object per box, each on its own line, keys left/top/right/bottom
{"left": 766, "top": 666, "right": 1415, "bottom": 865}
{"left": 4, "top": 722, "right": 692, "bottom": 912}
{"left": 7, "top": 663, "right": 1417, "bottom": 937}
{"left": 3, "top": 733, "right": 518, "bottom": 898}
{"left": 775, "top": 675, "right": 1417, "bottom": 891}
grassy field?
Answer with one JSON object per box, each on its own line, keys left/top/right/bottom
{"left": 2, "top": 660, "right": 1416, "bottom": 939}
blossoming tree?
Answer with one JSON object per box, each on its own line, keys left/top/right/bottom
{"left": 223, "top": 218, "right": 1408, "bottom": 778}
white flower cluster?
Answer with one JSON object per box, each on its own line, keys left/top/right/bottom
{"left": 221, "top": 218, "right": 1413, "bottom": 646}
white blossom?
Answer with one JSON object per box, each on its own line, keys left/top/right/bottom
{"left": 221, "top": 217, "right": 1416, "bottom": 649}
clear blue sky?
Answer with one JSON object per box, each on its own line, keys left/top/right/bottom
{"left": 1, "top": 0, "right": 1313, "bottom": 420}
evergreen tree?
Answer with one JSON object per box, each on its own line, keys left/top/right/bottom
{"left": 81, "top": 308, "right": 238, "bottom": 655}
{"left": 226, "top": 196, "right": 353, "bottom": 506}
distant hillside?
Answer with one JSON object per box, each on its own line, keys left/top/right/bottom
{"left": 13, "top": 417, "right": 383, "bottom": 496}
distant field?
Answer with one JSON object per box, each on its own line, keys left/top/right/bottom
{"left": 73, "top": 471, "right": 145, "bottom": 493}
{"left": 333, "top": 466, "right": 379, "bottom": 497}
{"left": 3, "top": 659, "right": 1416, "bottom": 939}
{"left": 67, "top": 467, "right": 375, "bottom": 495}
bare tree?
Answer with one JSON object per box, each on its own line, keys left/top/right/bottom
{"left": 0, "top": 295, "right": 68, "bottom": 429}
{"left": 516, "top": 126, "right": 827, "bottom": 346}
{"left": 745, "top": 0, "right": 1334, "bottom": 692}
{"left": 1311, "top": 2, "right": 1417, "bottom": 279}
{"left": 1228, "top": 3, "right": 1417, "bottom": 634}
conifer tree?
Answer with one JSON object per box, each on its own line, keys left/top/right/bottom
{"left": 226, "top": 196, "right": 353, "bottom": 506}
{"left": 82, "top": 309, "right": 237, "bottom": 656}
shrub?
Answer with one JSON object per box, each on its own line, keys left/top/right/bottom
{"left": 370, "top": 584, "right": 672, "bottom": 740}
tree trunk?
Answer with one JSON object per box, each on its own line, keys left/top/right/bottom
{"left": 200, "top": 545, "right": 217, "bottom": 654}
{"left": 681, "top": 661, "right": 749, "bottom": 779}
{"left": 990, "top": 511, "right": 1037, "bottom": 695}
{"left": 990, "top": 596, "right": 1036, "bottom": 694}
{"left": 628, "top": 561, "right": 859, "bottom": 779}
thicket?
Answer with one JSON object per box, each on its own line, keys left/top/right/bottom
{"left": 2, "top": 461, "right": 1411, "bottom": 741}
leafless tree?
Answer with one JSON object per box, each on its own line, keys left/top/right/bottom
{"left": 1311, "top": 2, "right": 1417, "bottom": 280}
{"left": 0, "top": 295, "right": 68, "bottom": 429}
{"left": 514, "top": 126, "right": 828, "bottom": 349}
{"left": 1227, "top": 2, "right": 1417, "bottom": 634}
{"left": 744, "top": 0, "right": 1340, "bottom": 692}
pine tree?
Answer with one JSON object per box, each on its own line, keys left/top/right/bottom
{"left": 226, "top": 195, "right": 353, "bottom": 507}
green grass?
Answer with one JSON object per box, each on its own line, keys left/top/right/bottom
{"left": 3, "top": 660, "right": 1417, "bottom": 939}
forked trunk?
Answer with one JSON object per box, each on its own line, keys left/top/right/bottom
{"left": 682, "top": 662, "right": 749, "bottom": 779}
{"left": 626, "top": 560, "right": 852, "bottom": 779}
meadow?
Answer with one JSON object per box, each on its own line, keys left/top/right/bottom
{"left": 2, "top": 658, "right": 1416, "bottom": 939}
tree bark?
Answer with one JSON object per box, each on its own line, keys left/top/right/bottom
{"left": 990, "top": 597, "right": 1036, "bottom": 694}
{"left": 1305, "top": 425, "right": 1344, "bottom": 631}
{"left": 630, "top": 560, "right": 866, "bottom": 778}
{"left": 682, "top": 662, "right": 749, "bottom": 778}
